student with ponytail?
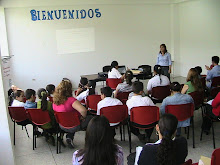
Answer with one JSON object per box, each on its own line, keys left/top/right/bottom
{"left": 147, "top": 65, "right": 170, "bottom": 94}
{"left": 138, "top": 114, "right": 188, "bottom": 165}
{"left": 114, "top": 70, "right": 133, "bottom": 98}
{"left": 37, "top": 88, "right": 57, "bottom": 145}
{"left": 108, "top": 61, "right": 125, "bottom": 80}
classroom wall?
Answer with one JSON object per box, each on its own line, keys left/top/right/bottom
{"left": 177, "top": 0, "right": 220, "bottom": 76}
{"left": 4, "top": 3, "right": 172, "bottom": 90}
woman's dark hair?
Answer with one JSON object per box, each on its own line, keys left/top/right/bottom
{"left": 80, "top": 77, "right": 88, "bottom": 86}
{"left": 132, "top": 81, "right": 143, "bottom": 94}
{"left": 110, "top": 61, "right": 119, "bottom": 71}
{"left": 159, "top": 44, "right": 168, "bottom": 54}
{"left": 170, "top": 82, "right": 181, "bottom": 92}
{"left": 88, "top": 80, "right": 96, "bottom": 96}
{"left": 77, "top": 116, "right": 117, "bottom": 165}
{"left": 154, "top": 65, "right": 162, "bottom": 84}
{"left": 37, "top": 88, "right": 48, "bottom": 111}
{"left": 125, "top": 71, "right": 133, "bottom": 85}
{"left": 101, "top": 87, "right": 112, "bottom": 97}
{"left": 212, "top": 56, "right": 219, "bottom": 64}
{"left": 157, "top": 114, "right": 178, "bottom": 165}
{"left": 46, "top": 84, "right": 55, "bottom": 95}
{"left": 195, "top": 66, "right": 202, "bottom": 75}
{"left": 25, "top": 89, "right": 36, "bottom": 100}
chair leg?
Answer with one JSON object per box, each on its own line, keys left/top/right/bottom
{"left": 56, "top": 132, "right": 59, "bottom": 154}
{"left": 187, "top": 126, "right": 190, "bottom": 139}
{"left": 33, "top": 125, "right": 35, "bottom": 150}
{"left": 123, "top": 124, "right": 125, "bottom": 141}
{"left": 200, "top": 128, "right": 203, "bottom": 141}
{"left": 14, "top": 121, "right": 16, "bottom": 145}
{"left": 22, "top": 126, "right": 24, "bottom": 130}
{"left": 24, "top": 126, "right": 30, "bottom": 138}
{"left": 127, "top": 121, "right": 132, "bottom": 153}
{"left": 184, "top": 127, "right": 187, "bottom": 134}
{"left": 192, "top": 117, "right": 195, "bottom": 148}
{"left": 211, "top": 121, "right": 216, "bottom": 149}
{"left": 120, "top": 126, "right": 122, "bottom": 141}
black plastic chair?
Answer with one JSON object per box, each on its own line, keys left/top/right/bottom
{"left": 136, "top": 65, "right": 152, "bottom": 80}
{"left": 102, "top": 65, "right": 111, "bottom": 72}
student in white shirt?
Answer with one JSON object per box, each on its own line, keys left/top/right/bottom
{"left": 126, "top": 81, "right": 155, "bottom": 143}
{"left": 11, "top": 90, "right": 25, "bottom": 107}
{"left": 108, "top": 61, "right": 125, "bottom": 80}
{"left": 114, "top": 70, "right": 133, "bottom": 98}
{"left": 76, "top": 81, "right": 96, "bottom": 103}
{"left": 147, "top": 65, "right": 170, "bottom": 94}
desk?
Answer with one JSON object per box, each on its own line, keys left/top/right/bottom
{"left": 80, "top": 74, "right": 106, "bottom": 82}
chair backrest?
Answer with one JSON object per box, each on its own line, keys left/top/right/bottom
{"left": 152, "top": 85, "right": 171, "bottom": 100}
{"left": 103, "top": 65, "right": 111, "bottom": 72}
{"left": 116, "top": 92, "right": 131, "bottom": 101}
{"left": 138, "top": 65, "right": 152, "bottom": 75}
{"left": 165, "top": 103, "right": 194, "bottom": 121}
{"left": 8, "top": 106, "right": 29, "bottom": 122}
{"left": 189, "top": 91, "right": 204, "bottom": 108}
{"left": 54, "top": 111, "right": 80, "bottom": 129}
{"left": 106, "top": 78, "right": 122, "bottom": 90}
{"left": 86, "top": 95, "right": 102, "bottom": 111}
{"left": 182, "top": 159, "right": 192, "bottom": 165}
{"left": 100, "top": 105, "right": 128, "bottom": 123}
{"left": 211, "top": 148, "right": 220, "bottom": 165}
{"left": 130, "top": 106, "right": 159, "bottom": 128}
{"left": 211, "top": 88, "right": 220, "bottom": 98}
{"left": 26, "top": 108, "right": 51, "bottom": 125}
{"left": 212, "top": 76, "right": 220, "bottom": 87}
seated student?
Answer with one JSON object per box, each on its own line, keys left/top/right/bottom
{"left": 53, "top": 80, "right": 92, "bottom": 148}
{"left": 11, "top": 90, "right": 25, "bottom": 107}
{"left": 97, "top": 87, "right": 123, "bottom": 126}
{"left": 195, "top": 66, "right": 202, "bottom": 79}
{"left": 24, "top": 89, "right": 37, "bottom": 109}
{"left": 72, "top": 116, "right": 124, "bottom": 165}
{"left": 126, "top": 81, "right": 155, "bottom": 143}
{"left": 76, "top": 80, "right": 96, "bottom": 102}
{"left": 8, "top": 85, "right": 19, "bottom": 106}
{"left": 129, "top": 114, "right": 188, "bottom": 165}
{"left": 147, "top": 65, "right": 170, "bottom": 94}
{"left": 114, "top": 70, "right": 133, "bottom": 98}
{"left": 46, "top": 84, "right": 55, "bottom": 102}
{"left": 75, "top": 77, "right": 89, "bottom": 97}
{"left": 205, "top": 56, "right": 220, "bottom": 88}
{"left": 108, "top": 61, "right": 125, "bottom": 80}
{"left": 181, "top": 68, "right": 203, "bottom": 94}
{"left": 37, "top": 88, "right": 57, "bottom": 145}
{"left": 161, "top": 82, "right": 194, "bottom": 136}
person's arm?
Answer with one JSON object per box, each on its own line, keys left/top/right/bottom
{"left": 168, "top": 53, "right": 172, "bottom": 73}
{"left": 181, "top": 85, "right": 189, "bottom": 94}
{"left": 212, "top": 92, "right": 220, "bottom": 108}
{"left": 120, "top": 74, "right": 125, "bottom": 80}
{"left": 147, "top": 80, "right": 152, "bottom": 94}
{"left": 160, "top": 99, "right": 167, "bottom": 114}
{"left": 75, "top": 88, "right": 83, "bottom": 96}
{"left": 114, "top": 88, "right": 119, "bottom": 98}
{"left": 156, "top": 54, "right": 159, "bottom": 65}
{"left": 76, "top": 91, "right": 86, "bottom": 102}
{"left": 206, "top": 69, "right": 213, "bottom": 81}
{"left": 72, "top": 100, "right": 87, "bottom": 118}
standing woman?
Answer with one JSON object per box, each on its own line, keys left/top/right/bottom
{"left": 156, "top": 44, "right": 172, "bottom": 79}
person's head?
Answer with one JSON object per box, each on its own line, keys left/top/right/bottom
{"left": 53, "top": 80, "right": 73, "bottom": 105}
{"left": 170, "top": 82, "right": 181, "bottom": 94}
{"left": 37, "top": 88, "right": 48, "bottom": 111}
{"left": 154, "top": 65, "right": 162, "bottom": 76}
{"left": 132, "top": 81, "right": 143, "bottom": 95}
{"left": 62, "top": 77, "right": 71, "bottom": 82}
{"left": 46, "top": 84, "right": 55, "bottom": 95}
{"left": 100, "top": 87, "right": 112, "bottom": 99}
{"left": 79, "top": 77, "right": 88, "bottom": 88}
{"left": 14, "top": 90, "right": 25, "bottom": 102}
{"left": 195, "top": 66, "right": 202, "bottom": 76}
{"left": 125, "top": 70, "right": 133, "bottom": 85}
{"left": 25, "top": 89, "right": 36, "bottom": 102}
{"left": 186, "top": 68, "right": 203, "bottom": 91}
{"left": 77, "top": 116, "right": 117, "bottom": 165}
{"left": 212, "top": 56, "right": 219, "bottom": 65}
{"left": 156, "top": 114, "right": 178, "bottom": 165}
{"left": 111, "top": 61, "right": 119, "bottom": 70}
{"left": 160, "top": 44, "right": 167, "bottom": 54}
{"left": 11, "top": 85, "right": 17, "bottom": 91}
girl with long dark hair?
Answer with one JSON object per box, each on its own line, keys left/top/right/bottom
{"left": 137, "top": 114, "right": 188, "bottom": 165}
{"left": 72, "top": 116, "right": 124, "bottom": 165}
{"left": 108, "top": 61, "right": 125, "bottom": 80}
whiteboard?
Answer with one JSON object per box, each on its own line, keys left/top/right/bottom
{"left": 56, "top": 27, "right": 95, "bottom": 54}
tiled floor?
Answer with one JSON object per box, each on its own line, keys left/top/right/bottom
{"left": 13, "top": 76, "right": 220, "bottom": 165}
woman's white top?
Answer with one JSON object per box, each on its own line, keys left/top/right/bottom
{"left": 147, "top": 74, "right": 170, "bottom": 92}
{"left": 108, "top": 68, "right": 122, "bottom": 79}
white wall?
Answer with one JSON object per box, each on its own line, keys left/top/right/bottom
{"left": 4, "top": 3, "right": 172, "bottom": 90}
{"left": 177, "top": 0, "right": 220, "bottom": 76}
